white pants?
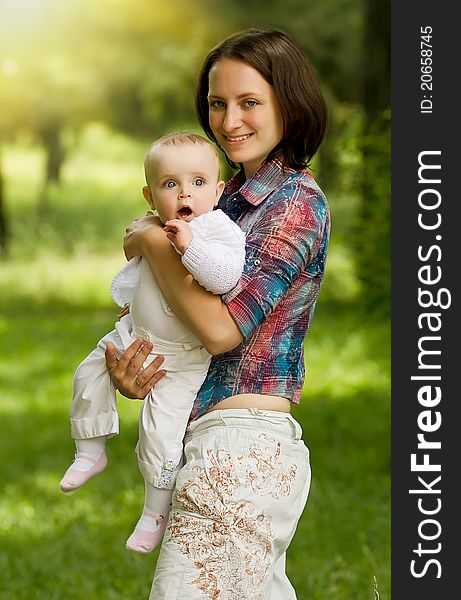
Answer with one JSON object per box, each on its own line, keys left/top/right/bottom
{"left": 70, "top": 315, "right": 210, "bottom": 489}
{"left": 150, "top": 409, "right": 311, "bottom": 599}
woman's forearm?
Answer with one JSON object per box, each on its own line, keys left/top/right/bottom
{"left": 137, "top": 226, "right": 243, "bottom": 355}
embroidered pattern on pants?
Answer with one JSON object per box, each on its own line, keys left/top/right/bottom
{"left": 169, "top": 434, "right": 298, "bottom": 599}
{"left": 241, "top": 433, "right": 297, "bottom": 499}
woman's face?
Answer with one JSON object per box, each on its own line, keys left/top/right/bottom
{"left": 208, "top": 58, "right": 284, "bottom": 179}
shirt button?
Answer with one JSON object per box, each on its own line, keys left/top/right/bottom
{"left": 140, "top": 328, "right": 150, "bottom": 342}
{"left": 166, "top": 306, "right": 173, "bottom": 313}
{"left": 254, "top": 259, "right": 261, "bottom": 266}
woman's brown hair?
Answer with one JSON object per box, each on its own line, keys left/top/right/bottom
{"left": 195, "top": 28, "right": 328, "bottom": 171}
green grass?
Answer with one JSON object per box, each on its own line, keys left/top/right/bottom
{"left": 0, "top": 126, "right": 390, "bottom": 599}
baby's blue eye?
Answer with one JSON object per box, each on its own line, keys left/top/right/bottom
{"left": 164, "top": 180, "right": 176, "bottom": 188}
{"left": 194, "top": 178, "right": 205, "bottom": 186}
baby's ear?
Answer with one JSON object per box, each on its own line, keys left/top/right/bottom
{"left": 215, "top": 180, "right": 225, "bottom": 205}
{"left": 142, "top": 186, "right": 155, "bottom": 210}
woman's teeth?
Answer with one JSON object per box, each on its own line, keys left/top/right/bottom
{"left": 224, "top": 134, "right": 251, "bottom": 142}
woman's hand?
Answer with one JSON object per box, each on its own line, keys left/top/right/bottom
{"left": 124, "top": 214, "right": 165, "bottom": 260}
{"left": 105, "top": 339, "right": 166, "bottom": 399}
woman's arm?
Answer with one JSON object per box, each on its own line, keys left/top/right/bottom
{"left": 124, "top": 215, "right": 244, "bottom": 355}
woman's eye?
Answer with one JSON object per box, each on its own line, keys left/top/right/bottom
{"left": 209, "top": 100, "right": 225, "bottom": 109}
{"left": 194, "top": 178, "right": 205, "bottom": 186}
{"left": 244, "top": 100, "right": 257, "bottom": 108}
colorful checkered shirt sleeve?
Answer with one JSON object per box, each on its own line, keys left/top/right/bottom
{"left": 223, "top": 179, "right": 327, "bottom": 337}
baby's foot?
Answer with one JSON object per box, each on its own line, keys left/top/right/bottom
{"left": 126, "top": 513, "right": 167, "bottom": 554}
{"left": 59, "top": 453, "right": 108, "bottom": 493}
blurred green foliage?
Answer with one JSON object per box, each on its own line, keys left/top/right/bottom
{"left": 0, "top": 0, "right": 390, "bottom": 313}
{"left": 355, "top": 109, "right": 391, "bottom": 316}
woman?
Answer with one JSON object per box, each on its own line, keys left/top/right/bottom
{"left": 106, "top": 28, "right": 330, "bottom": 599}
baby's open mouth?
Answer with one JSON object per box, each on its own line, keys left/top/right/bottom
{"left": 177, "top": 206, "right": 192, "bottom": 219}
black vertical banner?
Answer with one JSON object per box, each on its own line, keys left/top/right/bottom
{"left": 392, "top": 2, "right": 459, "bottom": 598}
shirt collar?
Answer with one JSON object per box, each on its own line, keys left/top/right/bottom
{"left": 224, "top": 158, "right": 297, "bottom": 207}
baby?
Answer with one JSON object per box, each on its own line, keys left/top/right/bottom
{"left": 59, "top": 132, "right": 245, "bottom": 553}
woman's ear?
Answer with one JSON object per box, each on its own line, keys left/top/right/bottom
{"left": 142, "top": 186, "right": 156, "bottom": 211}
{"left": 214, "top": 180, "right": 225, "bottom": 205}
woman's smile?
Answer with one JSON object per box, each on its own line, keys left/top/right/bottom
{"left": 222, "top": 133, "right": 253, "bottom": 143}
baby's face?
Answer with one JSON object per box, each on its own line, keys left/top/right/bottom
{"left": 147, "top": 144, "right": 223, "bottom": 224}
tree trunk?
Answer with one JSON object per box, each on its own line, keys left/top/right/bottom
{"left": 38, "top": 124, "right": 65, "bottom": 212}
{"left": 355, "top": 0, "right": 391, "bottom": 314}
{"left": 0, "top": 149, "right": 9, "bottom": 258}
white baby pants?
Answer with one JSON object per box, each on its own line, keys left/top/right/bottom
{"left": 150, "top": 408, "right": 311, "bottom": 599}
{"left": 70, "top": 315, "right": 210, "bottom": 489}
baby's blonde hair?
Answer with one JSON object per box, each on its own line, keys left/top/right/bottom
{"left": 144, "top": 131, "right": 219, "bottom": 187}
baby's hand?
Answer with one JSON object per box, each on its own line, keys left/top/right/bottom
{"left": 164, "top": 219, "right": 193, "bottom": 255}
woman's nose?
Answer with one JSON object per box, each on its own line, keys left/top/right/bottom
{"left": 222, "top": 106, "right": 242, "bottom": 131}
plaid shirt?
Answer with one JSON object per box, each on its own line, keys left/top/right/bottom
{"left": 190, "top": 158, "right": 330, "bottom": 420}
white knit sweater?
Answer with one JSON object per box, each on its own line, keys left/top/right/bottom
{"left": 110, "top": 209, "right": 246, "bottom": 307}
